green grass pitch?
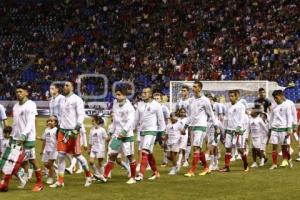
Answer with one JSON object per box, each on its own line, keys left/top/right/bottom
{"left": 1, "top": 117, "right": 300, "bottom": 200}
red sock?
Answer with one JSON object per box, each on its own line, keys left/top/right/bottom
{"left": 139, "top": 152, "right": 149, "bottom": 175}
{"left": 225, "top": 153, "right": 231, "bottom": 168}
{"left": 85, "top": 171, "right": 92, "bottom": 177}
{"left": 35, "top": 169, "right": 42, "bottom": 184}
{"left": 4, "top": 175, "right": 12, "bottom": 185}
{"left": 130, "top": 161, "right": 137, "bottom": 178}
{"left": 241, "top": 154, "right": 248, "bottom": 169}
{"left": 104, "top": 161, "right": 115, "bottom": 177}
{"left": 200, "top": 152, "right": 208, "bottom": 169}
{"left": 190, "top": 152, "right": 200, "bottom": 173}
{"left": 148, "top": 153, "right": 158, "bottom": 173}
{"left": 58, "top": 175, "right": 64, "bottom": 184}
{"left": 272, "top": 151, "right": 278, "bottom": 165}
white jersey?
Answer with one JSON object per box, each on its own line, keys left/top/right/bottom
{"left": 89, "top": 126, "right": 107, "bottom": 152}
{"left": 225, "top": 101, "right": 246, "bottom": 131}
{"left": 166, "top": 120, "right": 184, "bottom": 144}
{"left": 42, "top": 127, "right": 58, "bottom": 152}
{"left": 161, "top": 104, "right": 170, "bottom": 125}
{"left": 12, "top": 100, "right": 37, "bottom": 143}
{"left": 49, "top": 94, "right": 65, "bottom": 123}
{"left": 176, "top": 98, "right": 190, "bottom": 113}
{"left": 134, "top": 100, "right": 166, "bottom": 132}
{"left": 185, "top": 95, "right": 216, "bottom": 127}
{"left": 0, "top": 104, "right": 7, "bottom": 139}
{"left": 111, "top": 99, "right": 135, "bottom": 137}
{"left": 285, "top": 99, "right": 297, "bottom": 126}
{"left": 60, "top": 93, "right": 85, "bottom": 130}
{"left": 270, "top": 101, "right": 292, "bottom": 129}
{"left": 248, "top": 116, "right": 268, "bottom": 138}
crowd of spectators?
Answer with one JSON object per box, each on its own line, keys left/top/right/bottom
{"left": 0, "top": 0, "right": 299, "bottom": 101}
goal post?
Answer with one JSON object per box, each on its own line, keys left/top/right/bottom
{"left": 169, "top": 80, "right": 286, "bottom": 112}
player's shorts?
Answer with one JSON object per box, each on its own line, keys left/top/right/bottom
{"left": 251, "top": 137, "right": 262, "bottom": 149}
{"left": 166, "top": 142, "right": 180, "bottom": 153}
{"left": 139, "top": 135, "right": 156, "bottom": 153}
{"left": 57, "top": 130, "right": 81, "bottom": 155}
{"left": 24, "top": 148, "right": 36, "bottom": 161}
{"left": 270, "top": 130, "right": 290, "bottom": 145}
{"left": 179, "top": 134, "right": 188, "bottom": 150}
{"left": 225, "top": 131, "right": 246, "bottom": 149}
{"left": 107, "top": 140, "right": 122, "bottom": 158}
{"left": 260, "top": 135, "right": 268, "bottom": 151}
{"left": 109, "top": 140, "right": 134, "bottom": 156}
{"left": 191, "top": 128, "right": 207, "bottom": 148}
{"left": 207, "top": 132, "right": 220, "bottom": 147}
{"left": 42, "top": 151, "right": 58, "bottom": 162}
{"left": 90, "top": 151, "right": 105, "bottom": 159}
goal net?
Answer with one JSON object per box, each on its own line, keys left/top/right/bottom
{"left": 169, "top": 81, "right": 286, "bottom": 112}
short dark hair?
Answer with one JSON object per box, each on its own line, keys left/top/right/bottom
{"left": 193, "top": 81, "right": 203, "bottom": 89}
{"left": 181, "top": 85, "right": 190, "bottom": 91}
{"left": 259, "top": 88, "right": 265, "bottom": 92}
{"left": 228, "top": 90, "right": 239, "bottom": 96}
{"left": 50, "top": 83, "right": 61, "bottom": 92}
{"left": 92, "top": 115, "right": 104, "bottom": 125}
{"left": 115, "top": 86, "right": 128, "bottom": 96}
{"left": 16, "top": 83, "right": 30, "bottom": 92}
{"left": 272, "top": 90, "right": 284, "bottom": 98}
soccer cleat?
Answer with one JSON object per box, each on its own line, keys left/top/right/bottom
{"left": 219, "top": 167, "right": 230, "bottom": 173}
{"left": 148, "top": 172, "right": 160, "bottom": 180}
{"left": 168, "top": 167, "right": 177, "bottom": 175}
{"left": 160, "top": 163, "right": 167, "bottom": 168}
{"left": 46, "top": 177, "right": 54, "bottom": 185}
{"left": 50, "top": 181, "right": 64, "bottom": 188}
{"left": 244, "top": 167, "right": 250, "bottom": 172}
{"left": 250, "top": 162, "right": 258, "bottom": 168}
{"left": 126, "top": 178, "right": 136, "bottom": 184}
{"left": 288, "top": 159, "right": 293, "bottom": 168}
{"left": 93, "top": 174, "right": 107, "bottom": 183}
{"left": 199, "top": 168, "right": 211, "bottom": 176}
{"left": 295, "top": 157, "right": 300, "bottom": 162}
{"left": 176, "top": 165, "right": 181, "bottom": 172}
{"left": 65, "top": 167, "right": 73, "bottom": 175}
{"left": 32, "top": 183, "right": 43, "bottom": 192}
{"left": 135, "top": 174, "right": 143, "bottom": 181}
{"left": 17, "top": 177, "right": 28, "bottom": 189}
{"left": 230, "top": 157, "right": 236, "bottom": 162}
{"left": 182, "top": 161, "right": 189, "bottom": 167}
{"left": 84, "top": 177, "right": 92, "bottom": 187}
{"left": 269, "top": 164, "right": 278, "bottom": 170}
{"left": 184, "top": 172, "right": 195, "bottom": 177}
{"left": 280, "top": 159, "right": 289, "bottom": 167}
{"left": 76, "top": 168, "right": 84, "bottom": 174}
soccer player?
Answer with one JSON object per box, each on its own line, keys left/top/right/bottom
{"left": 165, "top": 113, "right": 184, "bottom": 175}
{"left": 153, "top": 92, "right": 170, "bottom": 167}
{"left": 175, "top": 85, "right": 190, "bottom": 112}
{"left": 183, "top": 81, "right": 218, "bottom": 177}
{"left": 248, "top": 107, "right": 268, "bottom": 168}
{"left": 50, "top": 81, "right": 93, "bottom": 188}
{"left": 269, "top": 90, "right": 293, "bottom": 169}
{"left": 103, "top": 87, "right": 137, "bottom": 184}
{"left": 135, "top": 87, "right": 166, "bottom": 181}
{"left": 254, "top": 88, "right": 272, "bottom": 113}
{"left": 40, "top": 116, "right": 59, "bottom": 185}
{"left": 88, "top": 115, "right": 108, "bottom": 180}
{"left": 0, "top": 103, "right": 8, "bottom": 157}
{"left": 49, "top": 83, "right": 65, "bottom": 123}
{"left": 0, "top": 85, "right": 43, "bottom": 192}
{"left": 220, "top": 90, "right": 249, "bottom": 172}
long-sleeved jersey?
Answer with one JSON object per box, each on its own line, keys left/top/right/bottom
{"left": 185, "top": 95, "right": 216, "bottom": 128}
{"left": 111, "top": 99, "right": 135, "bottom": 138}
{"left": 49, "top": 94, "right": 65, "bottom": 123}
{"left": 134, "top": 100, "right": 166, "bottom": 135}
{"left": 12, "top": 100, "right": 37, "bottom": 146}
{"left": 0, "top": 104, "right": 7, "bottom": 139}
{"left": 270, "top": 100, "right": 292, "bottom": 130}
{"left": 60, "top": 93, "right": 85, "bottom": 130}
{"left": 285, "top": 99, "right": 297, "bottom": 127}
